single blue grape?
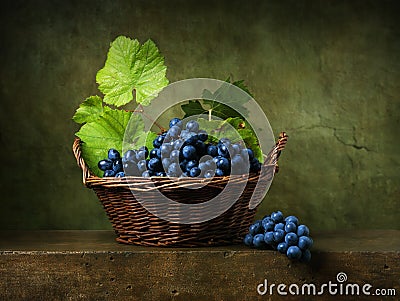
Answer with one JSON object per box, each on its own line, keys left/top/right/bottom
{"left": 253, "top": 234, "right": 266, "bottom": 248}
{"left": 285, "top": 222, "right": 297, "bottom": 233}
{"left": 231, "top": 154, "right": 244, "bottom": 167}
{"left": 162, "top": 159, "right": 172, "bottom": 173}
{"left": 189, "top": 167, "right": 201, "bottom": 177}
{"left": 149, "top": 148, "right": 160, "bottom": 159}
{"left": 286, "top": 246, "right": 302, "bottom": 260}
{"left": 204, "top": 170, "right": 215, "bottom": 178}
{"left": 169, "top": 118, "right": 182, "bottom": 128}
{"left": 249, "top": 220, "right": 262, "bottom": 235}
{"left": 139, "top": 146, "right": 149, "bottom": 158}
{"left": 168, "top": 125, "right": 181, "bottom": 138}
{"left": 297, "top": 225, "right": 310, "bottom": 237}
{"left": 186, "top": 120, "right": 200, "bottom": 132}
{"left": 182, "top": 145, "right": 197, "bottom": 160}
{"left": 108, "top": 149, "right": 120, "bottom": 161}
{"left": 207, "top": 145, "right": 218, "bottom": 157}
{"left": 215, "top": 168, "right": 225, "bottom": 177}
{"left": 285, "top": 233, "right": 299, "bottom": 246}
{"left": 218, "top": 144, "right": 231, "bottom": 158}
{"left": 285, "top": 215, "right": 299, "bottom": 225}
{"left": 115, "top": 171, "right": 125, "bottom": 178}
{"left": 231, "top": 154, "right": 245, "bottom": 174}
{"left": 271, "top": 211, "right": 284, "bottom": 223}
{"left": 241, "top": 148, "right": 254, "bottom": 161}
{"left": 112, "top": 159, "right": 123, "bottom": 173}
{"left": 218, "top": 138, "right": 231, "bottom": 146}
{"left": 137, "top": 160, "right": 147, "bottom": 173}
{"left": 148, "top": 158, "right": 162, "bottom": 171}
{"left": 262, "top": 218, "right": 275, "bottom": 232}
{"left": 123, "top": 161, "right": 140, "bottom": 176}
{"left": 273, "top": 229, "right": 285, "bottom": 243}
{"left": 123, "top": 150, "right": 136, "bottom": 163}
{"left": 264, "top": 232, "right": 275, "bottom": 245}
{"left": 298, "top": 236, "right": 313, "bottom": 250}
{"left": 180, "top": 129, "right": 189, "bottom": 140}
{"left": 167, "top": 162, "right": 180, "bottom": 176}
{"left": 142, "top": 170, "right": 152, "bottom": 177}
{"left": 98, "top": 159, "right": 113, "bottom": 171}
{"left": 216, "top": 157, "right": 230, "bottom": 172}
{"left": 232, "top": 143, "right": 242, "bottom": 155}
{"left": 160, "top": 143, "right": 172, "bottom": 158}
{"left": 277, "top": 242, "right": 288, "bottom": 254}
{"left": 135, "top": 150, "right": 147, "bottom": 161}
{"left": 274, "top": 223, "right": 285, "bottom": 231}
{"left": 153, "top": 135, "right": 164, "bottom": 148}
{"left": 197, "top": 130, "right": 208, "bottom": 142}
{"left": 170, "top": 149, "right": 180, "bottom": 162}
{"left": 185, "top": 134, "right": 198, "bottom": 146}
{"left": 173, "top": 139, "right": 184, "bottom": 150}
{"left": 104, "top": 170, "right": 116, "bottom": 177}
{"left": 205, "top": 159, "right": 216, "bottom": 170}
{"left": 198, "top": 162, "right": 208, "bottom": 172}
{"left": 243, "top": 233, "right": 253, "bottom": 246}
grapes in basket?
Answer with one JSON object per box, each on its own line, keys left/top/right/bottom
{"left": 98, "top": 118, "right": 262, "bottom": 178}
{"left": 243, "top": 211, "right": 313, "bottom": 263}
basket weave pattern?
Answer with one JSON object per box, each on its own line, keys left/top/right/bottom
{"left": 73, "top": 132, "right": 288, "bottom": 247}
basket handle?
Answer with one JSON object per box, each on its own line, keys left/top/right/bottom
{"left": 274, "top": 131, "right": 288, "bottom": 173}
{"left": 72, "top": 138, "right": 91, "bottom": 186}
{"left": 265, "top": 132, "right": 288, "bottom": 173}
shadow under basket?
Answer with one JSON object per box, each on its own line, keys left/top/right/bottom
{"left": 72, "top": 132, "right": 288, "bottom": 247}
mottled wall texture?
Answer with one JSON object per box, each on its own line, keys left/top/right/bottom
{"left": 0, "top": 0, "right": 399, "bottom": 230}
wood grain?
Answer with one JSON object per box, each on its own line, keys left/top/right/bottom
{"left": 0, "top": 230, "right": 399, "bottom": 301}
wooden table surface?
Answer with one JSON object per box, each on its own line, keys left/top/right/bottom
{"left": 1, "top": 230, "right": 399, "bottom": 301}
{"left": 1, "top": 229, "right": 399, "bottom": 252}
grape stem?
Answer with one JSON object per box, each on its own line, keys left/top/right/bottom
{"left": 131, "top": 104, "right": 166, "bottom": 134}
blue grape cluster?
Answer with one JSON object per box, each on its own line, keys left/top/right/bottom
{"left": 243, "top": 211, "right": 313, "bottom": 262}
{"left": 97, "top": 118, "right": 262, "bottom": 178}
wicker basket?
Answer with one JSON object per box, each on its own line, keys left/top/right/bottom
{"left": 72, "top": 132, "right": 288, "bottom": 247}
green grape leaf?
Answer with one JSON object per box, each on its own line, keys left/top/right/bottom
{"left": 237, "top": 128, "right": 263, "bottom": 162}
{"left": 181, "top": 79, "right": 253, "bottom": 120}
{"left": 123, "top": 115, "right": 158, "bottom": 152}
{"left": 201, "top": 78, "right": 252, "bottom": 119}
{"left": 96, "top": 36, "right": 169, "bottom": 107}
{"left": 231, "top": 79, "right": 253, "bottom": 98}
{"left": 72, "top": 95, "right": 110, "bottom": 124}
{"left": 181, "top": 100, "right": 208, "bottom": 118}
{"left": 76, "top": 109, "right": 132, "bottom": 177}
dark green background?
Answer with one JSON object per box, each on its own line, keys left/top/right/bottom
{"left": 0, "top": 0, "right": 399, "bottom": 230}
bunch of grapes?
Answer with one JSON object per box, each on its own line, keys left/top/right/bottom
{"left": 243, "top": 211, "right": 313, "bottom": 262}
{"left": 97, "top": 118, "right": 262, "bottom": 178}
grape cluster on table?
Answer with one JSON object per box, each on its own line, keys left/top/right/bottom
{"left": 244, "top": 211, "right": 313, "bottom": 262}
{"left": 97, "top": 118, "right": 262, "bottom": 178}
